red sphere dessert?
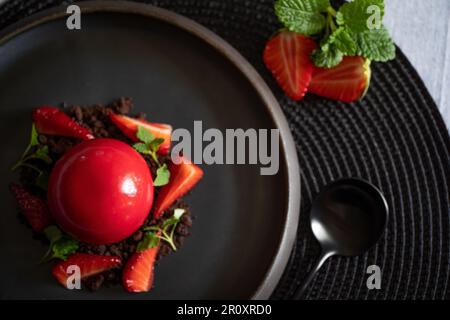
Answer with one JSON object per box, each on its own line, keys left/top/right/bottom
{"left": 48, "top": 138, "right": 154, "bottom": 244}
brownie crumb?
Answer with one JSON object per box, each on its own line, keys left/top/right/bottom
{"left": 83, "top": 274, "right": 105, "bottom": 291}
{"left": 115, "top": 97, "right": 134, "bottom": 114}
{"left": 73, "top": 106, "right": 83, "bottom": 122}
{"left": 132, "top": 231, "right": 144, "bottom": 242}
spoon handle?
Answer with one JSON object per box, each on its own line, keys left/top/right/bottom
{"left": 293, "top": 251, "right": 332, "bottom": 300}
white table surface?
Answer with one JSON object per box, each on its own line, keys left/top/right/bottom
{"left": 0, "top": 0, "right": 449, "bottom": 132}
{"left": 384, "top": 0, "right": 450, "bottom": 132}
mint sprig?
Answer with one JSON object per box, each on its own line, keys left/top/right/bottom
{"left": 137, "top": 208, "right": 186, "bottom": 252}
{"left": 136, "top": 231, "right": 160, "bottom": 252}
{"left": 275, "top": 0, "right": 331, "bottom": 35}
{"left": 336, "top": 0, "right": 385, "bottom": 32}
{"left": 154, "top": 164, "right": 170, "bottom": 187}
{"left": 12, "top": 124, "right": 52, "bottom": 190}
{"left": 311, "top": 43, "right": 343, "bottom": 68}
{"left": 41, "top": 225, "right": 79, "bottom": 262}
{"left": 133, "top": 126, "right": 170, "bottom": 187}
{"left": 275, "top": 0, "right": 395, "bottom": 68}
{"left": 349, "top": 26, "right": 395, "bottom": 62}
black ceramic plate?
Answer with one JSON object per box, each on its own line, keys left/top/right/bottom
{"left": 0, "top": 1, "right": 300, "bottom": 299}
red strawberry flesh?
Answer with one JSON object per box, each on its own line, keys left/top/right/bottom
{"left": 9, "top": 183, "right": 53, "bottom": 233}
{"left": 309, "top": 56, "right": 371, "bottom": 103}
{"left": 33, "top": 106, "right": 94, "bottom": 140}
{"left": 263, "top": 31, "right": 317, "bottom": 100}
{"left": 153, "top": 156, "right": 203, "bottom": 219}
{"left": 109, "top": 113, "right": 172, "bottom": 155}
{"left": 52, "top": 253, "right": 121, "bottom": 288}
{"left": 122, "top": 246, "right": 159, "bottom": 293}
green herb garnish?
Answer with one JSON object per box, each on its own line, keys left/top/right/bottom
{"left": 136, "top": 232, "right": 160, "bottom": 252}
{"left": 41, "top": 225, "right": 79, "bottom": 262}
{"left": 153, "top": 164, "right": 170, "bottom": 187}
{"left": 11, "top": 124, "right": 52, "bottom": 190}
{"left": 136, "top": 208, "right": 186, "bottom": 252}
{"left": 133, "top": 126, "right": 170, "bottom": 186}
{"left": 275, "top": 0, "right": 331, "bottom": 35}
{"left": 275, "top": 0, "right": 395, "bottom": 68}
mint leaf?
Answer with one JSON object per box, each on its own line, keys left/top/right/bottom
{"left": 154, "top": 164, "right": 170, "bottom": 187}
{"left": 44, "top": 225, "right": 62, "bottom": 243}
{"left": 327, "top": 27, "right": 357, "bottom": 55}
{"left": 350, "top": 26, "right": 395, "bottom": 61}
{"left": 13, "top": 123, "right": 42, "bottom": 170}
{"left": 133, "top": 142, "right": 149, "bottom": 155}
{"left": 34, "top": 146, "right": 52, "bottom": 164}
{"left": 275, "top": 0, "right": 331, "bottom": 35}
{"left": 161, "top": 217, "right": 179, "bottom": 230}
{"left": 313, "top": 20, "right": 395, "bottom": 67}
{"left": 160, "top": 209, "right": 184, "bottom": 230}
{"left": 312, "top": 27, "right": 357, "bottom": 67}
{"left": 336, "top": 0, "right": 384, "bottom": 32}
{"left": 51, "top": 237, "right": 79, "bottom": 260}
{"left": 137, "top": 231, "right": 160, "bottom": 252}
{"left": 12, "top": 136, "right": 52, "bottom": 175}
{"left": 30, "top": 123, "right": 39, "bottom": 147}
{"left": 149, "top": 138, "right": 165, "bottom": 153}
{"left": 42, "top": 226, "right": 78, "bottom": 262}
{"left": 142, "top": 209, "right": 186, "bottom": 251}
{"left": 311, "top": 45, "right": 343, "bottom": 68}
{"left": 35, "top": 171, "right": 49, "bottom": 190}
{"left": 136, "top": 126, "right": 154, "bottom": 144}
{"left": 173, "top": 208, "right": 186, "bottom": 220}
{"left": 134, "top": 132, "right": 165, "bottom": 169}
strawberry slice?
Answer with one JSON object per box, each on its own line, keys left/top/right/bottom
{"left": 153, "top": 157, "right": 203, "bottom": 219}
{"left": 122, "top": 246, "right": 159, "bottom": 293}
{"left": 109, "top": 113, "right": 172, "bottom": 155}
{"left": 263, "top": 31, "right": 317, "bottom": 100}
{"left": 9, "top": 183, "right": 53, "bottom": 233}
{"left": 52, "top": 253, "right": 121, "bottom": 288}
{"left": 32, "top": 106, "right": 94, "bottom": 140}
{"left": 309, "top": 56, "right": 371, "bottom": 103}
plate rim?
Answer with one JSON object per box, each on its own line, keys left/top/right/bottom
{"left": 0, "top": 0, "right": 301, "bottom": 299}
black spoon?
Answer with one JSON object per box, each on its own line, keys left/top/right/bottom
{"left": 293, "top": 178, "right": 389, "bottom": 299}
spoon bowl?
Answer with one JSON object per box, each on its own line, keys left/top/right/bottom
{"left": 294, "top": 178, "right": 388, "bottom": 299}
{"left": 311, "top": 178, "right": 388, "bottom": 256}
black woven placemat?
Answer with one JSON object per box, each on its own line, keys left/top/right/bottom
{"left": 1, "top": 0, "right": 449, "bottom": 300}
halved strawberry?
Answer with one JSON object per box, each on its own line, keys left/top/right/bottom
{"left": 109, "top": 113, "right": 172, "bottom": 155}
{"left": 9, "top": 183, "right": 53, "bottom": 233}
{"left": 263, "top": 31, "right": 317, "bottom": 100}
{"left": 309, "top": 56, "right": 371, "bottom": 103}
{"left": 33, "top": 106, "right": 94, "bottom": 140}
{"left": 153, "top": 157, "right": 203, "bottom": 219}
{"left": 122, "top": 246, "right": 159, "bottom": 293}
{"left": 52, "top": 253, "right": 121, "bottom": 289}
